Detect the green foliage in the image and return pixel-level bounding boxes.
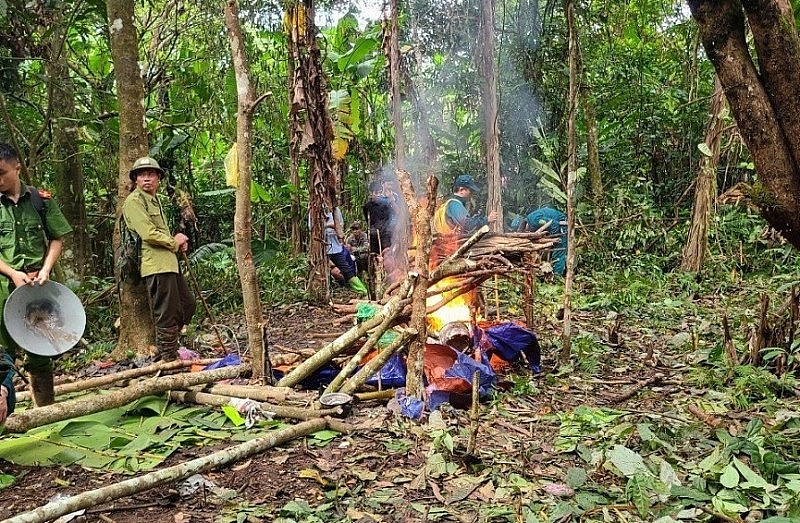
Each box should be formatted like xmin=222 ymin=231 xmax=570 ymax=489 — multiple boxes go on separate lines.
xmin=0 ymin=473 xmax=14 ymax=490
xmin=0 ymin=396 xmax=282 ymax=474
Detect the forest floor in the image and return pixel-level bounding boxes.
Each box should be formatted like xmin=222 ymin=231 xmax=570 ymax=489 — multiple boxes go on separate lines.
xmin=1 ymin=272 xmax=799 ymax=523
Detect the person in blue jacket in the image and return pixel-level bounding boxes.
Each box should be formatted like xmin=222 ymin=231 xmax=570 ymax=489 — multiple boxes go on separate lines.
xmin=512 ymin=207 xmax=567 ymax=276
xmin=433 ymin=174 xmax=498 ymax=236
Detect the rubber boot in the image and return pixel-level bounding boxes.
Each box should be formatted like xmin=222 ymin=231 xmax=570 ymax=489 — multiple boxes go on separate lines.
xmin=348 ymin=276 xmax=368 ymax=296
xmin=155 ymin=326 xmax=181 ymax=362
xmin=28 ymin=367 xmax=55 ymax=407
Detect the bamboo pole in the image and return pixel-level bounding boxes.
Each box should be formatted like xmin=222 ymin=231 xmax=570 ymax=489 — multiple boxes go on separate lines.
xmin=168 ymin=391 xmax=342 ymax=420
xmin=466 ymin=370 xmax=480 ymax=454
xmin=339 ymin=329 xmax=415 ymax=396
xmin=15 ymin=359 xmax=221 ymax=402
xmin=4 ymin=365 xmax=249 ymax=434
xmin=493 ymin=275 xmax=500 ymax=321
xmin=196 ymin=384 xmax=313 ymax=404
xmin=277 ymin=274 xmax=416 ymax=388
xmin=1 ymin=418 xmax=328 ymax=523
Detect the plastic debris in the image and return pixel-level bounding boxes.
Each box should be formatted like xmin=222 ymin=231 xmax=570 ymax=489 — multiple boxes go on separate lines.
xmin=178 ymin=347 xmax=199 ymax=360
xmin=228 ymin=397 xmax=270 ymax=428
xmin=396 ymin=388 xmax=424 ymax=420
xmin=355 ymin=303 xmax=378 ymax=321
xmin=203 ymin=353 xmax=241 ymax=370
xmin=178 ymin=474 xmax=216 ymax=498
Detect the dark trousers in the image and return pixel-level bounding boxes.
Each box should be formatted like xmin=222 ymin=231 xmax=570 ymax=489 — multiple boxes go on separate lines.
xmin=145 ymin=272 xmax=196 ymax=330
xmin=328 ymin=250 xmax=356 ymax=281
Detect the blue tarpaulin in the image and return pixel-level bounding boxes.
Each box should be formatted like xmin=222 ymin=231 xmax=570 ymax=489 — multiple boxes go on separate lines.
xmin=482 ymin=323 xmax=542 ymax=373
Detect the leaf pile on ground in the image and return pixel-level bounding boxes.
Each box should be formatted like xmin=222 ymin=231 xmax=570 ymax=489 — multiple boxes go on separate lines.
xmin=1 ymin=269 xmax=799 ymax=522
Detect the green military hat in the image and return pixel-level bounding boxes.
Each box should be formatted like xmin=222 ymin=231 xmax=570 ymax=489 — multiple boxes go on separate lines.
xmin=129 ymin=156 xmax=165 ymax=181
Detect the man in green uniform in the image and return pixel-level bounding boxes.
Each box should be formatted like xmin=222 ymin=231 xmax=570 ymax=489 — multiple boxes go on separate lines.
xmin=0 ymin=142 xmax=73 ymax=408
xmin=122 ymin=156 xmax=196 ymax=361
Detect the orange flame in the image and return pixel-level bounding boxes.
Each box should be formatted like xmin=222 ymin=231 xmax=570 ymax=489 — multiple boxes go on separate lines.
xmin=427 ymin=277 xmax=478 ymax=333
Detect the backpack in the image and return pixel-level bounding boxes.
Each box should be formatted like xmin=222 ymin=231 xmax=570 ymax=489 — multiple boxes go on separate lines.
xmin=115 ymin=215 xmax=141 ymax=284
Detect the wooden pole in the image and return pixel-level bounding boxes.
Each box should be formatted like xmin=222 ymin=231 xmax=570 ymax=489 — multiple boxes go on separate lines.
xmin=181 ymin=251 xmax=226 ymax=351
xmin=2 ymin=418 xmax=328 ymax=523
xmin=466 ymin=370 xmax=480 ymax=454
xmin=493 ymin=275 xmax=500 ymax=321
xmin=4 ymin=365 xmax=250 ymax=434
xmin=168 ymin=391 xmax=342 ymax=420
xmin=15 ymin=359 xmax=220 ymax=402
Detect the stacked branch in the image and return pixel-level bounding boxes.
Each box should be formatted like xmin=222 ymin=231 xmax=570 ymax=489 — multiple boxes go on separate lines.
xmin=275 ymin=227 xmax=556 ymax=397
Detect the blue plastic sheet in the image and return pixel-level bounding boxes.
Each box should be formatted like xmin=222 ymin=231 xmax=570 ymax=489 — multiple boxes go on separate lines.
xmin=424 ymin=344 xmax=495 ymax=411
xmin=364 ymin=353 xmax=407 ymax=388
xmin=204 ymin=353 xmax=241 ymax=370
xmin=272 ymin=362 xmax=341 ymax=390
xmin=396 ymin=389 xmax=425 ymax=419
xmin=483 ymin=323 xmax=542 ymax=373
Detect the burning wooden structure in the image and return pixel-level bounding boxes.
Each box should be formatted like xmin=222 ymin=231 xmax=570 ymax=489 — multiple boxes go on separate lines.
xmin=276 ymin=223 xmax=560 ymax=396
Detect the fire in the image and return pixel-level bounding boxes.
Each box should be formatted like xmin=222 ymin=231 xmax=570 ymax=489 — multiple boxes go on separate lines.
xmin=426 ymin=277 xmax=478 ymax=333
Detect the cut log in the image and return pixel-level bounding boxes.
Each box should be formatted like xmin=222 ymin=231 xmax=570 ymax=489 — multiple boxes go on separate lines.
xmin=4 ymin=365 xmax=250 ymax=434
xmin=2 ymin=418 xmax=328 ymax=523
xmin=15 ymin=359 xmax=221 ymax=402
xmin=276 ymin=275 xmax=415 ymax=388
xmin=323 ymin=280 xmax=413 ymax=395
xmin=196 ymin=383 xmax=314 ymax=404
xmin=168 ymin=391 xmax=342 ymax=420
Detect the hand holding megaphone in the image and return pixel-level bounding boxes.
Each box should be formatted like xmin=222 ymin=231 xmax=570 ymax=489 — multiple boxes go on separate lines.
xmin=3 ymin=281 xmax=85 ymax=357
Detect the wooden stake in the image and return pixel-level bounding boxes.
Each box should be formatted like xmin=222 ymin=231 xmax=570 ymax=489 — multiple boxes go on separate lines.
xmin=181 ymin=251 xmax=227 ymax=351
xmin=493 ymin=275 xmax=500 ymax=321
xmin=466 ymin=370 xmax=480 ymax=455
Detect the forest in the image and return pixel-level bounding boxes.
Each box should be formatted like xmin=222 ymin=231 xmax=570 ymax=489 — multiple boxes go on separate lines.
xmin=1 ymin=0 xmax=800 ymax=521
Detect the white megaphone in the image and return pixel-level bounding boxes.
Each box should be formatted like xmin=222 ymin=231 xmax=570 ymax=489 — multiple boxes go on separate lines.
xmin=3 ymin=281 xmax=86 ymax=357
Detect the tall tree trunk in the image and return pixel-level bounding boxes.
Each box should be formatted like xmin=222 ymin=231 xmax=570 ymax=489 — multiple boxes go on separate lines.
xmin=288 ymin=0 xmax=334 ymax=303
xmin=107 ymin=0 xmax=155 ymax=355
xmin=286 ymin=19 xmax=303 ymax=257
xmin=575 ymin=35 xmax=601 ymax=206
xmin=389 ymin=0 xmax=406 ymax=172
xmin=47 ymin=24 xmax=89 ymax=279
xmin=387 ymin=0 xmax=431 ymax=399
xmin=406 ymin=10 xmax=437 ymax=168
xmin=681 ymin=76 xmax=725 ymax=272
xmin=561 ymin=0 xmax=578 ymax=363
xmin=224 ymin=0 xmax=266 ymax=380
xmin=689 ymin=0 xmax=800 ymax=248
xmin=479 ymin=0 xmax=502 ymax=232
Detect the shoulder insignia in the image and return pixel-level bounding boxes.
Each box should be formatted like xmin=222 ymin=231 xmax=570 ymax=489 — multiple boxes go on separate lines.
xmin=37 ymin=189 xmax=52 ymax=199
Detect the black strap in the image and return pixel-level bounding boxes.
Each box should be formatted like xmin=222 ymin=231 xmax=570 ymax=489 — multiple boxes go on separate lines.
xmin=26 ymin=186 xmax=47 ymax=226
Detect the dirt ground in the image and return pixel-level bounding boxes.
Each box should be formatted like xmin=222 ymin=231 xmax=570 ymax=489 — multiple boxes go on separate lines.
xmin=0 ymin=298 xmax=679 ymax=523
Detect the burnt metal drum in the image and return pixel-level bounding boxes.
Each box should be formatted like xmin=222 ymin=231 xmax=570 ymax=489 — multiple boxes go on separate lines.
xmin=3 ymin=281 xmax=85 ymax=356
